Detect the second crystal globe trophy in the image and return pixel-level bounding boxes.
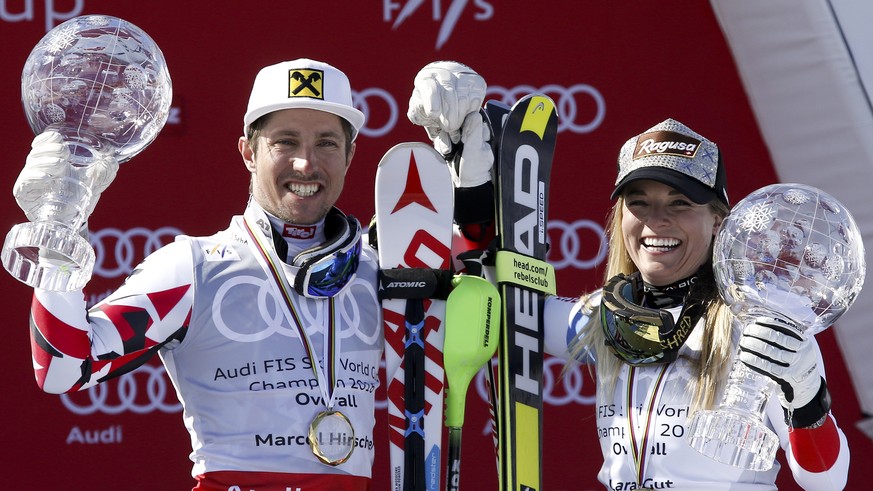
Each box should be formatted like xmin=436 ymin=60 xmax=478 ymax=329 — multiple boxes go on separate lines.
xmin=687 ymin=183 xmax=865 ymax=470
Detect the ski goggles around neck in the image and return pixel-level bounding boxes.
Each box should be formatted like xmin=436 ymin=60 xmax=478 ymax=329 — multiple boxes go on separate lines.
xmin=291 ymin=211 xmax=362 ymax=298
xmin=600 ymin=272 xmax=702 ymax=366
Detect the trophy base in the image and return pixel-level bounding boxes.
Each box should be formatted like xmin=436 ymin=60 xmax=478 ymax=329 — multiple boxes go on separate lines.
xmin=2 ymin=221 xmax=94 ymax=292
xmin=687 ymin=408 xmax=779 ymax=471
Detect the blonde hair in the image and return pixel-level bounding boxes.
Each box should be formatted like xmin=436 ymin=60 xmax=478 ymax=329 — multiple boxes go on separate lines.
xmin=569 ymin=196 xmax=735 ymax=413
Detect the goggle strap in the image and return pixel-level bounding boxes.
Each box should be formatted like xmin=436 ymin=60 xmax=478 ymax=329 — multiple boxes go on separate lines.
xmin=658 ymin=277 xmax=708 ymax=339
xmin=659 ymin=299 xmax=705 ymax=346
xmin=603 ymin=273 xmax=688 ymax=329
xmin=603 ymin=274 xmax=652 ymax=321
xmin=378 ymin=267 xmax=453 ymax=301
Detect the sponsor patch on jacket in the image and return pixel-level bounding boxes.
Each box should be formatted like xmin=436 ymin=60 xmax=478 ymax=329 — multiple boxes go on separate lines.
xmin=283 ymin=224 xmax=316 ymax=239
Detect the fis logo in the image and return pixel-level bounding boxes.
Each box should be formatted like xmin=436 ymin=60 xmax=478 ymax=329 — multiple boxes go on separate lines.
xmin=288 ymin=69 xmax=324 ymax=99
xmin=204 ymin=243 xmax=240 ymax=262
xmin=383 ymin=0 xmax=495 ymax=49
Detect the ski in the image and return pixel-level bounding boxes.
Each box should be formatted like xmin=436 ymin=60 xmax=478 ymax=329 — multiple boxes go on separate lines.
xmin=480 ymin=100 xmax=511 ymax=479
xmin=491 ymin=94 xmax=558 ymax=491
xmin=376 ymin=142 xmax=455 ymax=491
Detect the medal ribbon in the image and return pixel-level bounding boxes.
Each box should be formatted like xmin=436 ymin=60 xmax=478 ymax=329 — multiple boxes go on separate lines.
xmin=242 ymin=211 xmax=340 ymax=409
xmin=626 ymin=364 xmax=668 ymax=487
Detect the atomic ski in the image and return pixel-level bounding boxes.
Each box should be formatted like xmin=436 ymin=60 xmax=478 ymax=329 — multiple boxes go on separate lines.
xmin=491 ymin=94 xmax=558 ymax=491
xmin=376 ymin=142 xmax=455 ymax=491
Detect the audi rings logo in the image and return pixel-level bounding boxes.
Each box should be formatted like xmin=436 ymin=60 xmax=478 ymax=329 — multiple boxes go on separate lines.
xmin=472 ymin=356 xmax=595 ymax=409
xmin=60 ymin=364 xmax=181 ymax=415
xmin=349 ymin=84 xmax=602 ymax=138
xmin=547 ymin=219 xmax=607 ymax=270
xmin=90 ymin=226 xmax=183 ymax=278
xmin=212 ymin=275 xmax=381 ymax=345
xmin=487 ymin=84 xmax=606 ymax=134
xmin=353 ymin=88 xmax=399 ymax=138
xmin=472 ymin=356 xmax=595 ymax=434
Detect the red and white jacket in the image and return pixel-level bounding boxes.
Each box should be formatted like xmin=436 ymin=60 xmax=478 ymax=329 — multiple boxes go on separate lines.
xmin=29 ymin=202 xmax=383 ymax=490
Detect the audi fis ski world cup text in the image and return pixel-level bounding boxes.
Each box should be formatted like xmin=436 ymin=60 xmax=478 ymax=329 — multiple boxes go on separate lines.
xmin=213 ymin=355 xmax=379 ymax=396
xmin=60 ymin=351 xmax=595 ymax=426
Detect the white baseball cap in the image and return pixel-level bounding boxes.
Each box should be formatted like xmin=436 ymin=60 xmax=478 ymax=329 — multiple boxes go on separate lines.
xmin=243 ymin=58 xmax=365 ymax=141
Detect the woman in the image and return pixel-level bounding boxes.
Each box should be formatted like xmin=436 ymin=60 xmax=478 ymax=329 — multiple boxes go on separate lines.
xmin=404 ymin=63 xmax=850 ymax=488
xmin=543 ymin=118 xmax=849 ymax=489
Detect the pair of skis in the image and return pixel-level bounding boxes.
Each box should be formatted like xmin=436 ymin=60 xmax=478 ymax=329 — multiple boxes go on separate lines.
xmin=376 ymin=94 xmax=557 ymax=491
xmin=377 ymin=142 xmax=453 ymax=491
xmin=487 ymin=96 xmax=557 ymax=491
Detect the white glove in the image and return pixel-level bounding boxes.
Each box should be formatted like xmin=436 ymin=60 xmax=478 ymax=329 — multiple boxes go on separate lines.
xmin=738 ymin=315 xmax=822 ymax=409
xmin=408 ymin=61 xmax=493 ymax=188
xmin=448 ymin=110 xmax=493 ymax=188
xmin=13 ymin=131 xmax=118 ymax=226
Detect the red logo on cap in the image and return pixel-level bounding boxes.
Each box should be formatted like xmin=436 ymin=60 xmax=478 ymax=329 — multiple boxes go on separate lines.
xmin=283 ymin=224 xmax=316 ymax=239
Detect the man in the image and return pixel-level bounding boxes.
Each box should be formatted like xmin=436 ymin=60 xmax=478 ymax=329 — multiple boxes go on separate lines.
xmin=15 ymin=58 xmax=492 ymax=490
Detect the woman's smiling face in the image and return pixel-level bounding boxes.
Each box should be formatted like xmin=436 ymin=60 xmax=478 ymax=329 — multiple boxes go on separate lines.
xmin=621 ymin=179 xmax=723 ymax=286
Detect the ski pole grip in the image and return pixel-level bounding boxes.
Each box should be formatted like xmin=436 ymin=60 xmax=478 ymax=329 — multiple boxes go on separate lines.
xmin=444 ymin=274 xmax=501 ymax=428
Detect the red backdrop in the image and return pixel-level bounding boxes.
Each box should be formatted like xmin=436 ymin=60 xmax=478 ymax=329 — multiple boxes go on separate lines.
xmin=0 ymin=1 xmax=868 ymax=489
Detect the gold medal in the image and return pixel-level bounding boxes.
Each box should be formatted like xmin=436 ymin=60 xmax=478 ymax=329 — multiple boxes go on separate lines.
xmin=308 ymin=410 xmax=355 ymax=466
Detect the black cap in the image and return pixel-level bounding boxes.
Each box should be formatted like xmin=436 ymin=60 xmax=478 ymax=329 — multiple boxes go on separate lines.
xmin=611 ymin=118 xmax=729 ymax=205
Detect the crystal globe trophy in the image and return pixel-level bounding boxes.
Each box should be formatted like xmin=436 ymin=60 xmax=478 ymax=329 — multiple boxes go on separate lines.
xmin=687 ymin=183 xmax=865 ymax=470
xmin=2 ymin=15 xmax=172 ymax=291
